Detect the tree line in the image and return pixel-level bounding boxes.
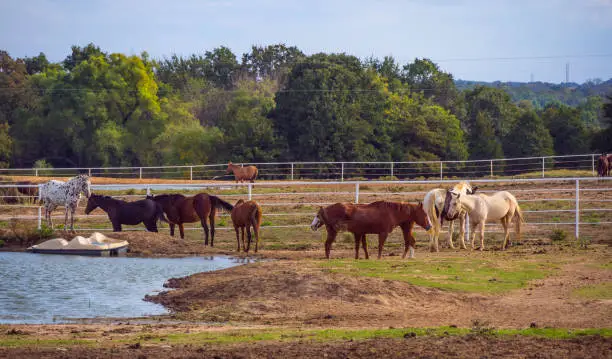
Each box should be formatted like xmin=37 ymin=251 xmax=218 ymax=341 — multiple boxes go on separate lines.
xmin=0 ymin=43 xmax=611 ymax=169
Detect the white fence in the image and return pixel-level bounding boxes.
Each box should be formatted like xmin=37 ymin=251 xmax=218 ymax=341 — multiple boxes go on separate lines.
xmin=0 ymin=177 xmax=611 ymax=241
xmin=0 ymin=153 xmax=605 ymax=181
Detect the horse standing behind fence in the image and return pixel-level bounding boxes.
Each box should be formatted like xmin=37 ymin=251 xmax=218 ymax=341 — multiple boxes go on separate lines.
xmin=446 ymin=190 xmax=524 ymax=251
xmin=597 ymin=154 xmax=609 ymax=177
xmin=39 ymin=174 xmax=91 ymax=231
xmin=147 ymin=193 xmax=234 ymax=245
xmin=231 ymin=199 xmax=262 ymax=253
xmin=226 ymin=162 xmax=258 ymax=183
xmin=423 ymin=181 xmax=477 ymax=252
xmin=85 ymin=194 xmax=168 ymax=232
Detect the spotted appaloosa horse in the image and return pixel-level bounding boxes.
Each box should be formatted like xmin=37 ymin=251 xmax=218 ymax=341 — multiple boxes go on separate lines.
xmin=39 ymin=174 xmax=91 ymax=231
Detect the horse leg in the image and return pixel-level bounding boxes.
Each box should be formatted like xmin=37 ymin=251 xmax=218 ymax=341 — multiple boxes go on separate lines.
xmin=361 ymin=234 xmax=369 ymax=259
xmin=353 ymin=232 xmax=361 ymax=259
xmin=501 ymin=216 xmax=510 ymax=250
xmin=64 ymin=206 xmax=69 ymax=231
xmin=377 ymin=232 xmax=389 ymax=259
xmin=202 ymin=219 xmax=210 ymax=245
xmin=448 ymin=220 xmax=455 ymax=249
xmin=324 ymin=229 xmax=336 ymax=259
xmin=70 ymin=205 xmax=77 ymax=233
xmin=241 ymin=227 xmax=246 ymax=251
xmin=246 ymin=227 xmax=252 ymax=253
xmin=112 ymin=220 xmax=122 ymax=232
xmin=479 ymin=222 xmax=485 ymax=251
xmin=179 ymin=223 xmax=185 ymax=239
xmin=169 ymin=223 xmax=175 ymax=237
xmin=209 ymin=210 xmax=216 ymax=247
xmin=402 ymin=222 xmax=416 ymax=259
xmin=458 ymin=214 xmax=467 ymax=250
xmin=234 ymin=226 xmax=241 ymax=251
xmin=253 ymin=220 xmax=260 ymax=253
xmin=470 ymin=222 xmax=478 ymax=250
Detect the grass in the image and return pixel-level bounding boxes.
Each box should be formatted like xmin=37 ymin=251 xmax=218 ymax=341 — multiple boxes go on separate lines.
xmin=2 ymin=327 xmax=610 ymax=348
xmin=572 ymin=283 xmax=612 ymax=300
xmin=319 ymin=257 xmax=557 ymax=294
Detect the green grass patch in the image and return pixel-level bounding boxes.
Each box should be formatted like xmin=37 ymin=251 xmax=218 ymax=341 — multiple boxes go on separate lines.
xmin=319 ymin=257 xmax=555 ymax=294
xmin=572 ymin=283 xmax=612 ymax=300
xmin=0 ymin=337 xmax=95 ymax=348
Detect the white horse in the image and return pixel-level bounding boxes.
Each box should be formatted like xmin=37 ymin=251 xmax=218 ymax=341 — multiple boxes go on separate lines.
xmin=446 ymin=190 xmax=524 ymax=251
xmin=39 ymin=174 xmax=91 ymax=232
xmin=423 ymin=181 xmax=476 ymax=252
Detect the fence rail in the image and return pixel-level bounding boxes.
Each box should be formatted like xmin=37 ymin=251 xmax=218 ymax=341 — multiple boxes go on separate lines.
xmin=0 ymin=153 xmax=606 ymax=181
xmin=0 ymin=177 xmax=611 ymax=242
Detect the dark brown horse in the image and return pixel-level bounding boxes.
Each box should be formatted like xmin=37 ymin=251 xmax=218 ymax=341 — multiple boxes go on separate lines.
xmin=85 ymin=194 xmax=168 ymax=232
xmin=311 ymin=201 xmax=432 ymax=260
xmin=16 ymin=181 xmax=39 ymax=203
xmin=231 ymin=199 xmax=262 ymax=253
xmin=597 ymin=154 xmax=609 ymax=177
xmin=147 ymin=193 xmax=233 ymax=245
xmin=226 ymin=162 xmax=258 ymax=183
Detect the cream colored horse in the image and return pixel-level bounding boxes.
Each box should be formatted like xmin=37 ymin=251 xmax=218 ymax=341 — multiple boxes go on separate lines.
xmin=446 ymin=191 xmax=524 ymax=251
xmin=423 ymin=181 xmax=476 ymax=252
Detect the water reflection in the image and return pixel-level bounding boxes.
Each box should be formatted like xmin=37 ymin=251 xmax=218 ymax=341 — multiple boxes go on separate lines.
xmin=0 ymin=253 xmax=249 ymax=324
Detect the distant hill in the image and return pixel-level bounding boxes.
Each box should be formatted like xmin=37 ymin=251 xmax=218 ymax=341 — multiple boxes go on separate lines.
xmin=455 ymin=79 xmax=612 ymax=108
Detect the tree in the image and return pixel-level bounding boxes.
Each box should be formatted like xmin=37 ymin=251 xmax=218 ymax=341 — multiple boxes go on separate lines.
xmin=23 ymin=52 xmax=50 ymax=75
xmin=241 ymin=44 xmax=304 ymax=84
xmin=402 ymin=58 xmax=459 ymax=111
xmin=593 ymin=95 xmax=612 ymax=152
xmin=504 ymin=109 xmax=554 ymax=158
xmin=0 ymin=51 xmax=28 ymax=125
xmin=63 ymin=43 xmax=106 ymax=71
xmin=0 ymin=123 xmax=12 ymax=167
xmin=541 ymin=103 xmax=590 ymax=155
xmin=469 ymin=111 xmax=504 ymax=160
xmin=203 ymin=46 xmax=238 ymax=89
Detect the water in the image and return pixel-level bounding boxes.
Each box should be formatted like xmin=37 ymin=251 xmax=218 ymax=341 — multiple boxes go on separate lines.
xmin=0 ymin=252 xmax=250 ymax=324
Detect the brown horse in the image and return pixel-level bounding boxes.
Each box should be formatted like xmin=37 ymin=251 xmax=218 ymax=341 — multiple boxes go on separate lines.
xmin=147 ymin=193 xmax=233 ymax=245
xmin=311 ymin=201 xmax=432 ymax=260
xmin=226 ymin=162 xmax=258 ymax=183
xmin=231 ymin=199 xmax=262 ymax=253
xmin=597 ymin=154 xmax=609 ymax=177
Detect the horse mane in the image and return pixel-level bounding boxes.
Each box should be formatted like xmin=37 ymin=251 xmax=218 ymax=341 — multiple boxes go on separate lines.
xmin=368 ymin=200 xmax=412 ymax=212
xmin=151 ymin=193 xmax=185 ymax=201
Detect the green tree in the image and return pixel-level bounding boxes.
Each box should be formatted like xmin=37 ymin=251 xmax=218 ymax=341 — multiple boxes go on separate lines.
xmin=241 ymin=44 xmax=304 ymax=84
xmin=0 ymin=123 xmax=12 ymax=167
xmin=24 ymin=52 xmax=50 ymax=75
xmin=504 ymin=109 xmax=554 ymax=158
xmin=541 ymin=103 xmax=590 ymax=155
xmin=593 ymin=95 xmax=612 ymax=152
xmin=63 ymin=43 xmax=106 ymax=71
xmin=469 ymin=111 xmax=504 ymax=160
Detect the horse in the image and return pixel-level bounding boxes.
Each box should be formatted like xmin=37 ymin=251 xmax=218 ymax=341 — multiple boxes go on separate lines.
xmin=608 ymin=154 xmax=612 ymax=176
xmin=445 ymin=191 xmax=524 ymax=251
xmin=423 ymin=181 xmax=477 ymax=252
xmin=85 ymin=194 xmax=168 ymax=232
xmin=147 ymin=193 xmax=233 ymax=245
xmin=596 ymin=154 xmax=609 ymax=177
xmin=311 ymin=201 xmax=432 ymax=260
xmin=39 ymin=174 xmax=91 ymax=232
xmin=231 ymin=199 xmax=262 ymax=253
xmin=15 ymin=181 xmax=39 ymax=203
xmin=226 ymin=162 xmax=258 ymax=183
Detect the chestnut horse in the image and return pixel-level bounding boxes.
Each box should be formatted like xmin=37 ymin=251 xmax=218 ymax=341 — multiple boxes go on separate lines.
xmin=231 ymin=199 xmax=262 ymax=253
xmin=597 ymin=154 xmax=609 ymax=177
xmin=147 ymin=193 xmax=233 ymax=245
xmin=311 ymin=201 xmax=432 ymax=259
xmin=226 ymin=162 xmax=258 ymax=183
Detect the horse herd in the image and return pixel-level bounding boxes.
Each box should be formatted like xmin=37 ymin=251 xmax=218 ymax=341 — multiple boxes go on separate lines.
xmin=32 ymin=173 xmax=525 ymax=259
xmin=597 ymin=154 xmax=612 ymax=177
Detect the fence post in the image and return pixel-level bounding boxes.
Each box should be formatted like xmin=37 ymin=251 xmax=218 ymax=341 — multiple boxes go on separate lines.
xmin=88 ymin=168 xmax=92 ymax=177
xmin=139 ymin=167 xmax=142 ymax=180
xmin=248 ymin=183 xmax=252 ymax=200
xmin=541 ymin=157 xmax=545 ymax=178
xmin=390 ymin=162 xmax=394 ymax=178
xmin=37 ymin=206 xmax=42 ymax=230
xmin=35 ymin=168 xmax=38 ymax=177
xmin=575 ymin=179 xmax=579 ymax=240
xmin=355 ymin=183 xmax=360 ymax=204
xmin=189 ymin=166 xmax=193 ymax=181
xmin=290 ymin=163 xmax=294 ymax=181
xmin=439 ymin=162 xmax=443 ymax=180
xmin=490 ymin=160 xmax=493 ymax=177
xmin=592 ymin=154 xmax=595 ymax=176
xmin=341 ymin=162 xmax=345 ymax=182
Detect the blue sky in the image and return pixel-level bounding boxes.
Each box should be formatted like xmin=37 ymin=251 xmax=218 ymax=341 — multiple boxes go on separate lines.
xmin=1 ymin=0 xmax=611 ymax=83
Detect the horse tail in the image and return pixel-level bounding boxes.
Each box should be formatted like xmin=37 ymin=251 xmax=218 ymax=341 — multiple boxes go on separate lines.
xmin=156 ymin=203 xmax=169 ymax=223
xmin=251 ymin=203 xmax=262 ymax=229
xmin=424 ymin=192 xmax=440 ymax=229
xmin=514 ymin=203 xmax=525 ymax=241
xmin=210 ymin=195 xmax=234 ymax=213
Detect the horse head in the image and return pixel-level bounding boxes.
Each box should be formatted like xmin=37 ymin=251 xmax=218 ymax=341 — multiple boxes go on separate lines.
xmin=235 ymin=199 xmax=245 ymax=207
xmin=310 ymin=207 xmax=326 ymax=231
xmin=84 ymin=194 xmax=100 ymax=214
xmin=226 ymin=161 xmax=234 ymax=174
xmin=414 ymin=201 xmax=432 ymax=231
xmin=75 ymin=174 xmax=91 ymax=198
xmin=445 ymin=190 xmax=464 ymax=219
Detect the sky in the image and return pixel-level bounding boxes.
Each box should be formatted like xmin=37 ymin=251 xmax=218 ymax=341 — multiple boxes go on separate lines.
xmin=1 ymin=0 xmax=611 ymax=83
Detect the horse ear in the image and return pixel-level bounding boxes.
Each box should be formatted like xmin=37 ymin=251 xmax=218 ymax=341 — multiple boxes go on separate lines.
xmin=418 ymin=201 xmax=423 ymax=208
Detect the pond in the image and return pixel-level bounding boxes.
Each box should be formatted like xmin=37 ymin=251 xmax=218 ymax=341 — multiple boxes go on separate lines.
xmin=0 ymin=252 xmax=250 ymax=324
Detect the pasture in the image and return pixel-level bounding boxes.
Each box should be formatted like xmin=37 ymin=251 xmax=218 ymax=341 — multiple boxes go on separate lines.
xmin=0 ymin=175 xmax=611 ymax=358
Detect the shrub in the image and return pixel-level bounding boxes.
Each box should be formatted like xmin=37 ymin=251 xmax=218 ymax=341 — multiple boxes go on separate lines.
xmin=549 ymin=229 xmax=567 ymax=242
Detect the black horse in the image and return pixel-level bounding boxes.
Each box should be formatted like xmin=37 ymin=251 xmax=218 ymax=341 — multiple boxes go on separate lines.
xmin=85 ymin=194 xmax=169 ymax=232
